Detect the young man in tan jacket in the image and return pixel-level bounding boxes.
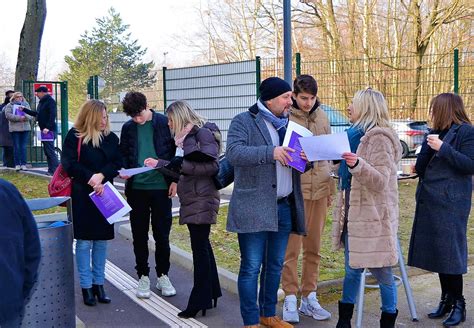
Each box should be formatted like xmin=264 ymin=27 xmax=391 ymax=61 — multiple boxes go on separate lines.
xmin=282 ymin=75 xmax=335 ymax=323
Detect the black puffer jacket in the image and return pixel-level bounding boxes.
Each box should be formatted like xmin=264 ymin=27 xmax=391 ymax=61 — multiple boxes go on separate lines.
xmin=119 ymin=110 xmax=176 ymax=191
xmin=178 ymin=122 xmax=221 ymax=225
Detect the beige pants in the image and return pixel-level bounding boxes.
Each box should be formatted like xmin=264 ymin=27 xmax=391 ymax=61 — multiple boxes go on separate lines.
xmin=282 ymin=197 xmax=328 ymax=297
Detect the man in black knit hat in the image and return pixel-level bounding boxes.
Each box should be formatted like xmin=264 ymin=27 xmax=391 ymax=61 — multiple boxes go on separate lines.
xmin=226 ymin=77 xmax=306 ymax=328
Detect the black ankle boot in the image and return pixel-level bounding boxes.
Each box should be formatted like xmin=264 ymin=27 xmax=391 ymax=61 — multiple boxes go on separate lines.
xmin=177 ymin=308 xmax=207 ymax=318
xmin=429 ymin=294 xmax=454 ymax=318
xmin=82 ymin=288 xmax=97 ymax=306
xmin=336 ymin=301 xmax=354 ymax=328
xmin=380 ymin=310 xmax=398 ymax=328
xmin=92 ymin=284 xmax=111 ymax=303
xmin=443 ymin=297 xmax=466 ymax=327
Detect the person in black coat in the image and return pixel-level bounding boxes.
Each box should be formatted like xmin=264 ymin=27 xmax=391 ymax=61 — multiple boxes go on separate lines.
xmin=119 ymin=91 xmax=177 ymax=299
xmin=0 ymin=90 xmax=15 ymax=167
xmin=145 ymin=101 xmax=222 ymax=319
xmin=408 ymin=93 xmax=474 ymax=327
xmin=21 ymin=86 xmax=59 ymax=175
xmin=0 ymin=178 xmax=41 ymax=327
xmin=62 ymin=100 xmax=122 ymax=307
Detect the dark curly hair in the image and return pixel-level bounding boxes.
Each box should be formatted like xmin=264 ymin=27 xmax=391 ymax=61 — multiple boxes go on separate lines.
xmin=122 ymin=91 xmax=147 ymax=117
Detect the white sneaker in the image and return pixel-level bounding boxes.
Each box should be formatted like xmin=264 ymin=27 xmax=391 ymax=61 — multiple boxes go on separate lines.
xmin=156 ymin=274 xmax=176 ymax=297
xmin=299 ymin=291 xmax=331 ymax=320
xmin=15 ymin=165 xmax=20 ymax=171
xmin=282 ymin=295 xmax=299 ymax=323
xmin=136 ymin=275 xmax=151 ymax=299
xmin=20 ymin=165 xmax=27 ymax=170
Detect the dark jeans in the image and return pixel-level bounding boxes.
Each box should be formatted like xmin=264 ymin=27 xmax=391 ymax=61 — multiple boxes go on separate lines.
xmin=11 ymin=131 xmax=29 ymax=166
xmin=1 ymin=146 xmax=14 ymax=167
xmin=42 ymin=140 xmax=59 ymax=174
xmin=237 ymin=200 xmax=292 ymax=326
xmin=127 ymin=188 xmax=172 ymax=278
xmin=185 ymin=224 xmax=222 ymax=310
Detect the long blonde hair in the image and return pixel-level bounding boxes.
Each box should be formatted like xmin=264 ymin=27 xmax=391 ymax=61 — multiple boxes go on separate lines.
xmin=165 ymin=100 xmax=206 ymax=135
xmin=74 ymin=100 xmax=110 ymax=147
xmin=352 ymin=88 xmax=391 ymax=132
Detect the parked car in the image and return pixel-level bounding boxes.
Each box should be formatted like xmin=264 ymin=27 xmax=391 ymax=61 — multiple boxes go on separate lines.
xmin=391 ymin=120 xmax=428 ymax=158
xmin=320 ymin=104 xmax=351 ymax=134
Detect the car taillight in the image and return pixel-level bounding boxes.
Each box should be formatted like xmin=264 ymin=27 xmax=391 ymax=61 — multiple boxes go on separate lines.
xmin=405 ymin=130 xmax=425 ymax=136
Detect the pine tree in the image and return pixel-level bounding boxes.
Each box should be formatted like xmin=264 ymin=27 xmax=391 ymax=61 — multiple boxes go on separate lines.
xmin=59 ymin=7 xmax=156 ymax=116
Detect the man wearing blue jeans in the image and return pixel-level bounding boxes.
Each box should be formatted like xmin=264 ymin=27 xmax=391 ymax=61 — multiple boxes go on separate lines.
xmin=226 ymin=77 xmax=306 ymax=328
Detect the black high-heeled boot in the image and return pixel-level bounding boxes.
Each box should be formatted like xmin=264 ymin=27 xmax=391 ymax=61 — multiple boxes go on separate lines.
xmin=213 ymin=298 xmax=218 ymax=308
xmin=443 ymin=297 xmax=466 ymax=327
xmin=428 ymin=293 xmax=454 ymax=318
xmin=177 ymin=308 xmax=207 ymax=319
xmin=82 ymin=288 xmax=97 ymax=306
xmin=92 ymin=284 xmax=111 ymax=303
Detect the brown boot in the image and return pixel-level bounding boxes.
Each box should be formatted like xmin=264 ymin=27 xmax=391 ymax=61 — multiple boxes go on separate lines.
xmin=260 ymin=316 xmax=294 ymax=328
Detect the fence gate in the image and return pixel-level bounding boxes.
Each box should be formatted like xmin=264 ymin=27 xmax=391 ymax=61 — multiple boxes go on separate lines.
xmin=22 ymin=80 xmax=69 ymax=167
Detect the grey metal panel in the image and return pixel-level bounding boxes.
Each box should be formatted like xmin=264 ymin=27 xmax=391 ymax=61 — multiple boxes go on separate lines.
xmin=167 ymin=84 xmax=255 ymax=100
xmin=166 ymin=60 xmax=256 ymax=79
xmin=166 ymin=74 xmax=256 ymax=90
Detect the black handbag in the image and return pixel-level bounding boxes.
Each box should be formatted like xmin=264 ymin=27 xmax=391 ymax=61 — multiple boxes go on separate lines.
xmin=213 ymin=155 xmax=234 ymax=190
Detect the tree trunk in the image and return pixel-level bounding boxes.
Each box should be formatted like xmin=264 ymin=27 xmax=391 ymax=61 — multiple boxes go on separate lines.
xmin=14 ymin=0 xmax=47 ymax=91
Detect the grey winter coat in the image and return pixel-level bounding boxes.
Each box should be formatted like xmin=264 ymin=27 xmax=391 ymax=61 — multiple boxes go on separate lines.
xmin=177 ymin=122 xmax=221 ymax=225
xmin=4 ymin=102 xmax=34 ymax=132
xmin=408 ymin=123 xmax=474 ymax=274
xmin=225 ymin=103 xmax=306 ymax=234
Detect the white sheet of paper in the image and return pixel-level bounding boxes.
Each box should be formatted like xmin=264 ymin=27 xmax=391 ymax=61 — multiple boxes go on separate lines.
xmin=118 ymin=166 xmax=154 ymax=177
xmin=299 ymin=132 xmax=351 ymax=161
xmin=282 ymin=121 xmax=313 ymax=147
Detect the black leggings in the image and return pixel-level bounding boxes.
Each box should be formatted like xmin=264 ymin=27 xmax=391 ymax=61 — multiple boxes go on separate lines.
xmin=439 ymin=273 xmax=463 ymax=299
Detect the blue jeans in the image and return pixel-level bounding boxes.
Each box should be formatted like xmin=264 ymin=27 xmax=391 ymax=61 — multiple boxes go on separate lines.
xmin=341 ymin=232 xmax=398 ymax=313
xmin=42 ymin=140 xmax=59 ymax=174
xmin=11 ymin=131 xmax=29 ymax=166
xmin=237 ymin=200 xmax=292 ymax=326
xmin=75 ymin=239 xmax=108 ymax=288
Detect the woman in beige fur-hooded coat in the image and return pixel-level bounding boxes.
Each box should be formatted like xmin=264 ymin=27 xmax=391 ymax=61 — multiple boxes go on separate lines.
xmin=334 ymin=88 xmax=402 ymax=328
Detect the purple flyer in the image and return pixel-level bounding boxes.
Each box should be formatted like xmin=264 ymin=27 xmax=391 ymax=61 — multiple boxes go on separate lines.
xmin=89 ymin=182 xmax=131 ymax=224
xmin=38 ymin=131 xmax=54 ymax=141
xmin=287 ymin=131 xmax=307 ymax=172
xmin=13 ymin=104 xmax=25 ymax=117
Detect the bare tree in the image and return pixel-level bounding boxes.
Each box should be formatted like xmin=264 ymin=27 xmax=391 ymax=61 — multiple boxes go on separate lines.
xmin=14 ymin=0 xmax=47 ymax=91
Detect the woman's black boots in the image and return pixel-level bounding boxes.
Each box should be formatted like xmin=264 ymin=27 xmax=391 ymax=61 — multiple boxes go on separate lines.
xmin=443 ymin=297 xmax=466 ymax=327
xmin=380 ymin=310 xmax=398 ymax=328
xmin=429 ymin=293 xmax=454 ymax=318
xmin=82 ymin=288 xmax=97 ymax=306
xmin=336 ymin=301 xmax=354 ymax=328
xmin=92 ymin=284 xmax=111 ymax=303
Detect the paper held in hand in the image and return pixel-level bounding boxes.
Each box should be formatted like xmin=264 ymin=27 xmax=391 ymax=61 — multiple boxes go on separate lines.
xmin=299 ymin=132 xmax=351 ymax=161
xmin=89 ymin=181 xmax=131 ymax=224
xmin=282 ymin=121 xmax=313 ymax=172
xmin=36 ymin=130 xmax=54 ymax=141
xmin=118 ymin=166 xmax=154 ymax=177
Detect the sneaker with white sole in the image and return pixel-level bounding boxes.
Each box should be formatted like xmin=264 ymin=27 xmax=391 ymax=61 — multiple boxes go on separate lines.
xmin=283 ymin=295 xmax=300 ymax=323
xmin=136 ymin=275 xmax=151 ymax=298
xmin=299 ymin=291 xmax=331 ymax=320
xmin=20 ymin=165 xmax=27 ymax=170
xmin=156 ymin=274 xmax=176 ymax=297
xmin=15 ymin=165 xmax=20 ymax=171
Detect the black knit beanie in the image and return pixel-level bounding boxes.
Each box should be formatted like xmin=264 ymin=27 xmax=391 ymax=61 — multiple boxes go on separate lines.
xmin=259 ymin=77 xmax=292 ymax=101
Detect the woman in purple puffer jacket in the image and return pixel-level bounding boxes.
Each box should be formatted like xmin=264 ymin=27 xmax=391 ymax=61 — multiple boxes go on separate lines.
xmin=145 ymin=100 xmax=222 ymax=319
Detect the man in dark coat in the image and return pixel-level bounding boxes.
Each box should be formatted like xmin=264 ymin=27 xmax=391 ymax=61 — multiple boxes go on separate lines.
xmin=22 ymin=86 xmax=59 ymax=175
xmin=0 ymin=90 xmax=15 ymax=167
xmin=0 ymin=178 xmax=41 ymax=326
xmin=119 ymin=91 xmax=177 ymax=299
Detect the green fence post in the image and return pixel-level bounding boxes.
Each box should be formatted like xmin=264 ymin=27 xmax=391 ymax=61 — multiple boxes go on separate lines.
xmin=162 ymin=67 xmax=167 ymax=112
xmin=256 ymin=56 xmax=261 ymax=99
xmin=87 ymin=76 xmax=93 ymax=99
xmin=94 ymin=75 xmax=99 ymax=99
xmin=60 ymin=81 xmax=69 ymax=144
xmin=453 ymin=49 xmax=459 ymax=94
xmin=296 ymin=53 xmax=301 ymax=77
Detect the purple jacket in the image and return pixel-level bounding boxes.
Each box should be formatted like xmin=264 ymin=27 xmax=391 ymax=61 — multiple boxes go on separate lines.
xmin=177 ymin=122 xmax=221 ymax=225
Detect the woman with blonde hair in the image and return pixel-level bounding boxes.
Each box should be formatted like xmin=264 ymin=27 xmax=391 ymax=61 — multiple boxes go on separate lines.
xmin=145 ymin=100 xmax=222 ymax=318
xmin=4 ymin=92 xmax=34 ymax=170
xmin=333 ymin=88 xmax=402 ymax=328
xmin=62 ymin=100 xmax=122 ymax=306
xmin=408 ymin=93 xmax=473 ymax=327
